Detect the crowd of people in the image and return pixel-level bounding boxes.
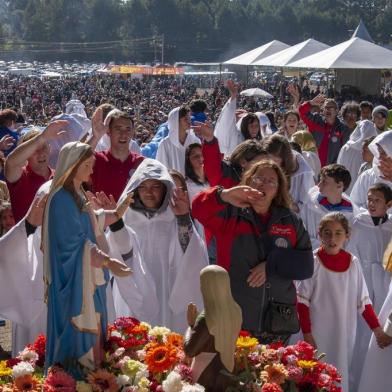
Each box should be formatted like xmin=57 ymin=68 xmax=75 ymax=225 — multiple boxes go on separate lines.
xmin=1 ymin=74 xmax=392 ymax=391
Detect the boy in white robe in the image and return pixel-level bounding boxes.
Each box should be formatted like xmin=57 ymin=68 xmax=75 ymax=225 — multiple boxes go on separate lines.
xmin=107 ymin=158 xmax=208 ymax=333
xmin=156 ymin=106 xmax=200 ymax=175
xmin=351 ymin=130 xmax=392 ymax=210
xmin=300 ymin=164 xmax=357 ymax=249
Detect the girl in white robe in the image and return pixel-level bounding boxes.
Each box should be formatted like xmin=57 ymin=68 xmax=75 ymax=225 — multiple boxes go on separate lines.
xmin=108 ymin=158 xmax=208 ymax=333
xmin=297 ymin=212 xmax=384 ymax=392
xmin=351 ymin=130 xmax=392 ymax=210
xmin=156 ymin=106 xmax=200 ymax=175
xmin=337 ymin=120 xmax=377 ymax=194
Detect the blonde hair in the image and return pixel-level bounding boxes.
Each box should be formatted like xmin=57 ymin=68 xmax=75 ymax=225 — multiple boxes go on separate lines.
xmin=18 ymin=129 xmax=41 ymax=145
xmin=241 ymin=159 xmax=291 ymax=209
xmin=291 ymin=131 xmax=317 ymax=153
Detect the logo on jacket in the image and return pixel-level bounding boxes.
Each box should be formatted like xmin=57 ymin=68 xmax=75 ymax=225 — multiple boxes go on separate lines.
xmin=275 ymin=237 xmax=288 ymax=248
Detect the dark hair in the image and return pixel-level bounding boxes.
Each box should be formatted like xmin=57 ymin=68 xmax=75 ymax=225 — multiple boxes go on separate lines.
xmin=0 ymin=109 xmax=17 ymax=127
xmin=229 ymin=140 xmax=267 ymax=174
xmin=63 ymin=147 xmax=94 ymax=210
xmin=261 ymin=134 xmax=297 ymax=176
xmin=240 ymin=113 xmax=261 ymax=140
xmin=169 ymin=169 xmax=188 ymax=192
xmin=363 ymin=136 xmax=376 ymax=147
xmin=185 ymin=143 xmax=207 ymax=186
xmin=341 ymin=101 xmax=360 ymax=119
xmin=360 ymin=101 xmax=374 ymax=111
xmin=319 ymin=212 xmax=350 ymax=235
xmin=283 ymin=110 xmax=300 ymax=122
xmin=189 ymin=99 xmax=207 ymax=113
xmin=368 ymin=182 xmax=392 ymax=203
xmin=320 ymin=164 xmax=351 ymax=191
xmin=179 ymin=105 xmax=191 ymax=119
xmin=290 ymin=141 xmax=302 ymax=154
xmin=241 ymin=160 xmax=291 ymax=209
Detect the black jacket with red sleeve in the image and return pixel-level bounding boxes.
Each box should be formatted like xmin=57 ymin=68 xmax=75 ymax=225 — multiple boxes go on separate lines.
xmin=192 ymin=186 xmax=314 ymax=333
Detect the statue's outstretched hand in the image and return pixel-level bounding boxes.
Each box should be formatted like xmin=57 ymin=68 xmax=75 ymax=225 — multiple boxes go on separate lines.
xmin=187 ymin=303 xmax=198 ymax=327
xmin=108 ymin=258 xmax=132 ymax=277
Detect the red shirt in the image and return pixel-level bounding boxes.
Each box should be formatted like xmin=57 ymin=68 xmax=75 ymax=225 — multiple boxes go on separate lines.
xmin=91 ymin=150 xmax=144 ymax=201
xmin=7 ymin=164 xmax=54 ymax=223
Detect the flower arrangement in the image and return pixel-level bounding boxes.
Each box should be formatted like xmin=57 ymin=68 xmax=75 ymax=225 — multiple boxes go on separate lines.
xmin=0 ymin=319 xmax=341 ymax=392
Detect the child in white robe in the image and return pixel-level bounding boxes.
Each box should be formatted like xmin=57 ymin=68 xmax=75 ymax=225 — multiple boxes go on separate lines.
xmin=346 ymin=183 xmax=392 ymax=390
xmin=351 ymin=130 xmax=392 ymax=210
xmin=297 ymin=212 xmax=386 ymax=392
xmin=358 ymin=277 xmax=392 ymax=392
xmin=300 ymin=164 xmax=357 ymax=249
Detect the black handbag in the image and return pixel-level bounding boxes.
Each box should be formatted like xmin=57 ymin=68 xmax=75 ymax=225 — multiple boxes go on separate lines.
xmin=263 ymin=284 xmax=300 ymax=335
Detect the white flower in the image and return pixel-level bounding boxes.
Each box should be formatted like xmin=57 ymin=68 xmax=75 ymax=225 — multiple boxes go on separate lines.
xmin=181 ymin=383 xmax=205 ymax=392
xmin=111 ymin=331 xmax=122 ymax=338
xmin=134 ymin=367 xmax=149 ymax=384
xmin=114 ymin=347 xmax=125 ymax=357
xmin=17 ymin=348 xmax=39 ymax=364
xmin=116 ymin=374 xmax=130 ymax=387
xmin=148 ymin=326 xmax=171 ymax=338
xmin=140 ymin=321 xmax=151 ymax=330
xmin=162 ymin=371 xmax=183 ymax=392
xmin=136 ymin=349 xmax=146 ymax=361
xmin=12 ymin=361 xmax=34 ymax=378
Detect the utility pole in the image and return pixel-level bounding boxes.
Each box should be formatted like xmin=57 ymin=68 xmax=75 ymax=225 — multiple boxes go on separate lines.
xmin=161 ymin=34 xmax=164 ymax=65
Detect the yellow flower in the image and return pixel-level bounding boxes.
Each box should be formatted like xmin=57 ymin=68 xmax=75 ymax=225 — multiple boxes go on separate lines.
xmin=140 ymin=321 xmax=151 ymax=331
xmin=148 ymin=326 xmax=171 ymax=338
xmin=138 ymin=376 xmax=151 ymax=389
xmin=0 ymin=360 xmax=12 ymax=377
xmin=298 ymin=360 xmax=318 ymax=369
xmin=236 ymin=336 xmax=259 ymax=349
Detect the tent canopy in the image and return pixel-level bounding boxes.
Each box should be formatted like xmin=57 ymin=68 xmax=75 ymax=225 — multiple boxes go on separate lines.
xmin=224 ymin=40 xmax=289 ymax=65
xmin=252 ymin=38 xmax=330 ymax=66
xmin=287 ymin=37 xmax=392 ymax=69
xmin=352 ymin=19 xmax=374 ymax=43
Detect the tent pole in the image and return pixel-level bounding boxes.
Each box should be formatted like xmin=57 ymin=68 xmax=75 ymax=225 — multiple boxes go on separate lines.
xmin=246 ymin=65 xmax=249 ymax=87
xmin=219 ymin=63 xmax=222 ymax=82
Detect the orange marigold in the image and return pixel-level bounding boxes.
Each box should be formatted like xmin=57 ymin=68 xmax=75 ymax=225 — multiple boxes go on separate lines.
xmin=260 ymin=363 xmax=288 ymax=385
xmin=14 ymin=374 xmax=40 ymax=391
xmin=166 ymin=333 xmax=184 ymax=348
xmin=144 ymin=343 xmax=179 ymax=373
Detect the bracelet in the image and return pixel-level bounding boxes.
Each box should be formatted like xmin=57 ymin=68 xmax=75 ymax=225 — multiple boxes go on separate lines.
xmin=102 ymin=257 xmax=111 ymax=268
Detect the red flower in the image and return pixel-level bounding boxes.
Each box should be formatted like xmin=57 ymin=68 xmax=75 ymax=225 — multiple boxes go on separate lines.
xmin=268 ymin=341 xmax=284 ymax=350
xmin=261 ymin=382 xmax=283 ymax=392
xmin=239 ymin=330 xmax=251 ymax=337
xmin=294 ymin=341 xmax=315 ymax=360
xmin=6 ymin=358 xmax=21 ymax=367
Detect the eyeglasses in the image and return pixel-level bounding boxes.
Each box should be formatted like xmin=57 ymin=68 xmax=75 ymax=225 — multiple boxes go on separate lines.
xmin=251 ymin=176 xmax=278 ymax=187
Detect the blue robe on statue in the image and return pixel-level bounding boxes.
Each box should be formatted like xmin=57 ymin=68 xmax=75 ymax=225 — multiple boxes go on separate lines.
xmin=45 ymin=188 xmax=109 ymax=378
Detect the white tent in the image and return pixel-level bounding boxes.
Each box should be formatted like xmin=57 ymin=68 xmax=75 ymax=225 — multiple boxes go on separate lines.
xmin=252 ymin=38 xmax=330 ymax=67
xmin=224 ymin=40 xmax=289 ymax=65
xmin=287 ymin=37 xmax=392 ymax=69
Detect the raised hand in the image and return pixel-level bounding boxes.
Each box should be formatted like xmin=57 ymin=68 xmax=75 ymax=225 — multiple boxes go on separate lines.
xmin=187 ymin=303 xmax=199 ymax=327
xmin=92 ymin=107 xmax=108 ymax=141
xmin=220 ymin=186 xmax=263 ymax=208
xmin=192 ymin=121 xmax=214 ymax=142
xmin=108 ymin=258 xmax=133 ymax=277
xmin=309 ymin=94 xmax=326 ymax=108
xmin=41 ymin=120 xmax=69 ymax=141
xmin=226 ymin=79 xmax=239 ymax=99
xmin=170 ymin=188 xmax=190 ymax=216
xmin=0 ymin=135 xmax=15 ymax=151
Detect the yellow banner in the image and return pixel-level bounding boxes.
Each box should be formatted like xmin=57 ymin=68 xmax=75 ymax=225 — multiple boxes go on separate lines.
xmin=109 ymin=66 xmax=184 ymax=75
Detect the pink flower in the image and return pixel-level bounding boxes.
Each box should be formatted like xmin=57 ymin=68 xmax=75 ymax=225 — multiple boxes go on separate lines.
xmin=261 ymin=382 xmax=283 ymax=392
xmin=175 ymin=364 xmax=193 ymax=383
xmin=286 ymin=365 xmax=303 ymax=382
xmin=43 ymin=368 xmax=76 ymax=392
